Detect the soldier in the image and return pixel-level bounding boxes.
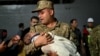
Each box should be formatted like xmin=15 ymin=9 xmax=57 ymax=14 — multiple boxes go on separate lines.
xmin=21 ymin=0 xmax=73 ymax=56
xmin=89 ymin=25 xmax=100 ymax=56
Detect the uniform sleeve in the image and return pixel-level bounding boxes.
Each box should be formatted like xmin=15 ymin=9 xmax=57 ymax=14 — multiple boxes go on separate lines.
xmin=26 ymin=25 xmax=37 ymax=54
xmin=24 ymin=25 xmax=42 ymax=55
xmin=61 ymin=23 xmax=70 ymax=38
xmin=24 ymin=41 xmax=37 ymax=55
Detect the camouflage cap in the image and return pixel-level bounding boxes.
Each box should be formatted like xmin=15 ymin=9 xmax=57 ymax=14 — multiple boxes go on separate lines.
xmin=32 ymin=0 xmax=54 ymax=13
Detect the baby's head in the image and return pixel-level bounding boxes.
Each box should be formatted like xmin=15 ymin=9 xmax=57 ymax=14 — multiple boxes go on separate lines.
xmin=23 ymin=32 xmax=35 ymax=45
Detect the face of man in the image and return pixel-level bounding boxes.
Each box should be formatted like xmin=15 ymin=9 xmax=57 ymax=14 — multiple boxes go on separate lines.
xmin=71 ymin=20 xmax=78 ymax=28
xmin=38 ymin=8 xmax=53 ymax=25
xmin=88 ymin=22 xmax=93 ymax=28
xmin=30 ymin=19 xmax=39 ymax=26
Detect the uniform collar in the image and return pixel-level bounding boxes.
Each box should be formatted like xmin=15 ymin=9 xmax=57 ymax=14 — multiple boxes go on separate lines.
xmin=40 ymin=21 xmax=60 ymax=28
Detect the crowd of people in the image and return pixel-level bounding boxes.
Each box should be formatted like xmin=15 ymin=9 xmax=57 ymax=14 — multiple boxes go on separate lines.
xmin=0 ymin=0 xmax=100 ymax=56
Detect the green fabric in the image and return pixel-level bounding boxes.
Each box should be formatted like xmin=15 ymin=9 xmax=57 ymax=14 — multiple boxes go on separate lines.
xmin=89 ymin=25 xmax=100 ymax=56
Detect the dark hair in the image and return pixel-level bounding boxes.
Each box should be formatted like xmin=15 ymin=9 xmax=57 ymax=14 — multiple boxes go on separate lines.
xmin=30 ymin=16 xmax=39 ymax=21
xmin=18 ymin=23 xmax=24 ymax=28
xmin=70 ymin=19 xmax=77 ymax=24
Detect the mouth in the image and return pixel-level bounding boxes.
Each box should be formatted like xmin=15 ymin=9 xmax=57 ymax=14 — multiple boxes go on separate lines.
xmin=40 ymin=18 xmax=43 ymax=21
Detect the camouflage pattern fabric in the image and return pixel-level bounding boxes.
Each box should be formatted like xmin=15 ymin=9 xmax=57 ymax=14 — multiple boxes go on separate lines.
xmin=69 ymin=29 xmax=78 ymax=46
xmin=89 ymin=25 xmax=100 ymax=56
xmin=18 ymin=21 xmax=76 ymax=56
xmin=24 ymin=22 xmax=76 ymax=55
xmin=30 ymin=22 xmax=70 ymax=38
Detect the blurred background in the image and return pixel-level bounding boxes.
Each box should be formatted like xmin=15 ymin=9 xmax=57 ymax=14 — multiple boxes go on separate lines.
xmin=0 ymin=0 xmax=100 ymax=37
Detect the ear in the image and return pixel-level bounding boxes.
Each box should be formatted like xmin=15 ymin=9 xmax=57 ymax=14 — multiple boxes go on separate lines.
xmin=49 ymin=9 xmax=54 ymax=16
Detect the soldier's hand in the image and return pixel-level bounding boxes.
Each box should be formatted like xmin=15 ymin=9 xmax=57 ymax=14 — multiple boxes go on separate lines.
xmin=34 ymin=32 xmax=53 ymax=47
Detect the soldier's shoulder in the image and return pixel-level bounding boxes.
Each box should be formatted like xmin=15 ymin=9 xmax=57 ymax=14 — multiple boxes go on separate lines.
xmin=93 ymin=25 xmax=100 ymax=31
xmin=94 ymin=25 xmax=100 ymax=29
xmin=35 ymin=23 xmax=44 ymax=27
xmin=30 ymin=23 xmax=44 ymax=30
xmin=58 ymin=22 xmax=69 ymax=27
xmin=91 ymin=25 xmax=100 ymax=37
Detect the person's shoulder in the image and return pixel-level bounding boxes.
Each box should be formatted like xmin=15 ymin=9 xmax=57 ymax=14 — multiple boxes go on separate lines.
xmin=94 ymin=25 xmax=100 ymax=29
xmin=58 ymin=21 xmax=69 ymax=27
xmin=91 ymin=25 xmax=100 ymax=38
xmin=92 ymin=25 xmax=100 ymax=31
xmin=34 ymin=23 xmax=44 ymax=27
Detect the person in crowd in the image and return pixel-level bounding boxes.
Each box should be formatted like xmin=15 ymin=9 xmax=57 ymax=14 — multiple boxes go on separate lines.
xmin=82 ymin=17 xmax=94 ymax=56
xmin=70 ymin=19 xmax=82 ymax=55
xmin=89 ymin=25 xmax=100 ymax=56
xmin=0 ymin=35 xmax=21 ymax=56
xmin=22 ymin=16 xmax=39 ymax=38
xmin=0 ymin=29 xmax=8 ymax=55
xmin=86 ymin=17 xmax=94 ymax=44
xmin=6 ymin=23 xmax=24 ymax=56
xmin=17 ymin=23 xmax=24 ymax=40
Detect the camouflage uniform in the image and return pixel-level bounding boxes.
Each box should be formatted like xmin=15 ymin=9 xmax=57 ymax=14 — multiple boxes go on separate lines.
xmin=24 ymin=21 xmax=76 ymax=55
xmin=30 ymin=22 xmax=70 ymax=38
xmin=89 ymin=25 xmax=100 ymax=56
xmin=18 ymin=42 xmax=38 ymax=56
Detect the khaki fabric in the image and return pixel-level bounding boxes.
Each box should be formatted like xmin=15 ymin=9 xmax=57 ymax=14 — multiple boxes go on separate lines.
xmin=89 ymin=25 xmax=100 ymax=56
xmin=32 ymin=0 xmax=54 ymax=13
xmin=30 ymin=22 xmax=70 ymax=38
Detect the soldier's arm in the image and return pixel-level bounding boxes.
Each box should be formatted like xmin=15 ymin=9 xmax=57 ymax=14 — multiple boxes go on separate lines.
xmin=61 ymin=23 xmax=70 ymax=38
xmin=24 ymin=41 xmax=38 ymax=54
xmin=24 ymin=32 xmax=53 ymax=55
